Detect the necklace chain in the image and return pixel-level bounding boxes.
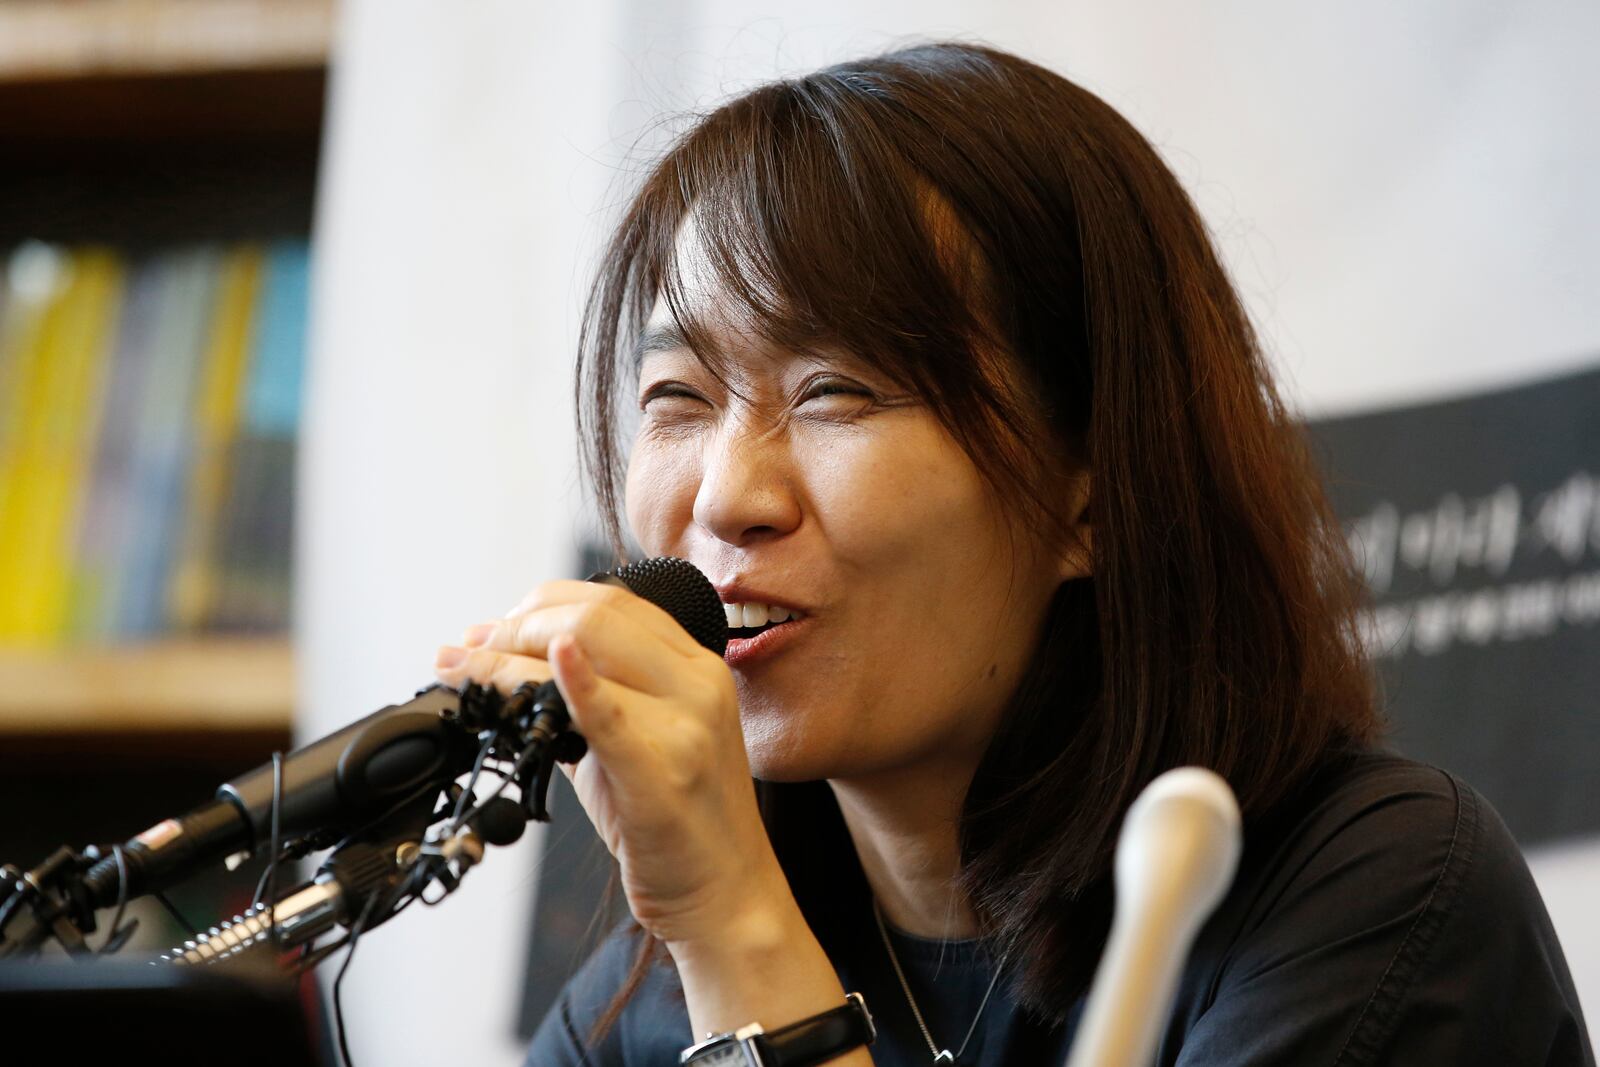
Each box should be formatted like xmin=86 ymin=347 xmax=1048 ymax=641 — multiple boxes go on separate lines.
xmin=871 ymin=897 xmax=1007 ymax=1065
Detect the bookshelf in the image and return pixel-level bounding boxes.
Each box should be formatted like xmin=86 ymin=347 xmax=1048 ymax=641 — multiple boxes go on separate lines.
xmin=0 ymin=638 xmax=294 ymax=733
xmin=0 ymin=0 xmax=331 ymax=739
xmin=0 ymin=0 xmax=331 ymax=79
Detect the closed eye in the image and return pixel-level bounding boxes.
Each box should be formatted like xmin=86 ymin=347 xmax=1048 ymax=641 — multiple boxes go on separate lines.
xmin=639 ymin=382 xmax=708 ymax=410
xmin=799 ymin=376 xmax=875 ymax=403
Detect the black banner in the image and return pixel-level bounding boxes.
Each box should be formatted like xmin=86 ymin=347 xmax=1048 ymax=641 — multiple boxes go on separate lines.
xmin=1311 ymin=361 xmax=1600 ymax=846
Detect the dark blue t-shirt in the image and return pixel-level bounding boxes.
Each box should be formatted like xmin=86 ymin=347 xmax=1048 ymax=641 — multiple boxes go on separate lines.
xmin=526 ymin=751 xmax=1593 ymax=1065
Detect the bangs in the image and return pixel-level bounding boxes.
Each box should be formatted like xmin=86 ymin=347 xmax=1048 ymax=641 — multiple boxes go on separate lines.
xmin=640 ymin=79 xmax=998 ymax=398
xmin=578 ymin=60 xmax=1081 ymax=556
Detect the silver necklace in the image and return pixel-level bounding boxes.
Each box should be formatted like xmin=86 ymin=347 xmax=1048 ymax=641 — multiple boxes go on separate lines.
xmin=871 ymin=897 xmax=1008 ymax=1065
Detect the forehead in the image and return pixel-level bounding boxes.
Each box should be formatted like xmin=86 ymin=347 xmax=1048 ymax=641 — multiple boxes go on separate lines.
xmin=628 ymin=192 xmax=994 ymax=393
xmin=632 ymin=209 xmax=802 ymax=373
xmin=631 ymin=314 xmax=838 ymax=388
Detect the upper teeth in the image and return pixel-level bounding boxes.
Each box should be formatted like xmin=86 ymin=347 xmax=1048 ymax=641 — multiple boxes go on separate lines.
xmin=724 ymin=602 xmax=794 ymax=628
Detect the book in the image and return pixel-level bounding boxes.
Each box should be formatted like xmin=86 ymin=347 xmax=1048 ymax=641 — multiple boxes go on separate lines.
xmin=69 ymin=253 xmax=172 ymax=641
xmin=113 ymin=247 xmax=221 ymax=638
xmin=1 ymin=238 xmax=309 ymax=645
xmin=0 ymin=247 xmax=65 ymax=640
xmin=0 ymin=247 xmax=124 ymax=643
xmin=213 ymin=240 xmax=309 ymax=632
xmin=167 ymin=246 xmax=265 ymax=633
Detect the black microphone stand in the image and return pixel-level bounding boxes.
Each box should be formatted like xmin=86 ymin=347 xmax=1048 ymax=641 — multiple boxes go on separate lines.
xmin=0 ymin=677 xmax=580 ymax=968
xmin=0 ymin=557 xmax=729 ymax=1067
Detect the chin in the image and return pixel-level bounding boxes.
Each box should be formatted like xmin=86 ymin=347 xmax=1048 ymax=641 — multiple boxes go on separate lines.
xmin=738 ymin=699 xmax=855 ymax=783
xmin=742 ymin=718 xmax=830 ymax=783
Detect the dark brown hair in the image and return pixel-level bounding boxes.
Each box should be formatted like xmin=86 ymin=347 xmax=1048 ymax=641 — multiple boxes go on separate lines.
xmin=576 ymin=41 xmax=1379 ymax=1030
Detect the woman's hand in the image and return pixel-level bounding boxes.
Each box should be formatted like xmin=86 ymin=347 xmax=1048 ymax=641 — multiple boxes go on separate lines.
xmin=432 ymin=579 xmax=795 ymax=954
xmin=435 ymin=581 xmax=866 ymax=1055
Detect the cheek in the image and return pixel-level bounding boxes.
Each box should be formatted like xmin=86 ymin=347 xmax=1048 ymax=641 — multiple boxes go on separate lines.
xmin=800 ymin=419 xmax=997 ymax=568
xmin=624 ymin=440 xmax=701 ymax=554
xmin=801 ymin=422 xmax=1033 ymax=707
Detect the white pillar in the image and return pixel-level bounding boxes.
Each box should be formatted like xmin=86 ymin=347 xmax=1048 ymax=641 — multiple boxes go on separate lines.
xmin=299 ymin=1 xmax=632 ymax=1062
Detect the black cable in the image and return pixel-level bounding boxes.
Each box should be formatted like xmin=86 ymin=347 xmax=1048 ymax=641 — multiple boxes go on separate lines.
xmin=368 ymin=856 xmax=432 ymax=929
xmin=324 ymin=778 xmax=450 ymax=859
xmin=265 ymin=751 xmax=284 ymax=947
xmin=446 ymin=737 xmax=545 ymax=835
xmin=290 ymin=932 xmax=350 ymax=975
xmin=331 ymin=882 xmax=387 ymax=1067
xmin=252 ymin=853 xmax=279 ymax=908
xmin=97 ymin=844 xmax=130 ymax=954
xmin=251 ymin=842 xmax=304 ymax=909
xmin=151 ymin=889 xmax=199 ymax=939
xmin=446 ymin=734 xmax=496 ymax=834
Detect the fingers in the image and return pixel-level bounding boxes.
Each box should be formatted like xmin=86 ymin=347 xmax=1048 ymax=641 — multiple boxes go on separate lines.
xmin=548 ymin=635 xmax=721 ymax=786
xmin=503 ymin=580 xmax=706 ymax=657
xmin=547 ymin=635 xmax=625 ymax=746
xmin=432 ymin=637 xmax=653 ymax=763
xmin=432 ymin=643 xmax=553 ymax=696
xmin=464 ymin=598 xmax=707 ymax=697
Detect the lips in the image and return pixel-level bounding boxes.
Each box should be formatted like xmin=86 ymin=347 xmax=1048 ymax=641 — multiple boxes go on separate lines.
xmin=712 ymin=580 xmax=811 ymax=666
xmin=723 ymin=615 xmax=805 ymax=667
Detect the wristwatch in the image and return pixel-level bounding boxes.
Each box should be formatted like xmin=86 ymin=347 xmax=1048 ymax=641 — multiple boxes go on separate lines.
xmin=679 ymin=992 xmax=876 ymax=1066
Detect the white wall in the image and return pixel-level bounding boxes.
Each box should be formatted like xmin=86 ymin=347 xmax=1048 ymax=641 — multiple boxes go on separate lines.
xmin=299 ymin=2 xmax=630 ymax=1063
xmin=303 ymin=3 xmax=1598 ymax=1063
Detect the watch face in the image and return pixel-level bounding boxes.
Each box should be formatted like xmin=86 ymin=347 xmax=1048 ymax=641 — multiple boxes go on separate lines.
xmin=691 ymin=1043 xmax=752 ymax=1065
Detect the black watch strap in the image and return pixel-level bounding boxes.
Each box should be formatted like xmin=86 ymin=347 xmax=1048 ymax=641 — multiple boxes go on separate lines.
xmin=752 ymin=992 xmax=876 ymax=1067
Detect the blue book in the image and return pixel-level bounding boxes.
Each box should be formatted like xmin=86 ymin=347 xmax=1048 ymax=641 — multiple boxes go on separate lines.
xmin=213 ymin=240 xmax=310 ymax=631
xmin=115 ymin=247 xmax=221 ymax=638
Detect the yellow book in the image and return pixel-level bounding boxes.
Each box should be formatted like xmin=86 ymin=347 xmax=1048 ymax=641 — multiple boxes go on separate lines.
xmin=0 ymin=248 xmax=125 ymax=644
xmin=0 ymin=245 xmax=73 ymax=642
xmin=167 ymin=245 xmax=265 ymax=632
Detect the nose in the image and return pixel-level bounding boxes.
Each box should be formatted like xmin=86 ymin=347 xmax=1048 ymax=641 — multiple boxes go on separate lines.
xmin=692 ymin=419 xmax=802 ymax=546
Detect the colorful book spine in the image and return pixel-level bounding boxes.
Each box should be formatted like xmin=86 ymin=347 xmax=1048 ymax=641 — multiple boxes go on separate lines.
xmin=68 ymin=253 xmax=167 ymax=642
xmin=214 ymin=240 xmax=309 ymax=632
xmin=0 ymin=246 xmax=63 ymax=640
xmin=113 ymin=247 xmax=221 ymax=638
xmin=167 ymin=246 xmax=265 ymax=634
xmin=0 ymin=248 xmax=124 ymax=644
xmin=0 ymin=238 xmax=309 ymax=646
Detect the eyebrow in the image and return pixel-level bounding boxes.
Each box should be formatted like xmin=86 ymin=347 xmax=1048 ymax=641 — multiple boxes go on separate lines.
xmin=630 ymin=321 xmax=689 ymax=368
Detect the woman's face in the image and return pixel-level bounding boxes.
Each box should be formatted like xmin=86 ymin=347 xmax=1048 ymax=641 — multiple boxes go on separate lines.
xmin=624 ymin=246 xmax=1071 ymax=784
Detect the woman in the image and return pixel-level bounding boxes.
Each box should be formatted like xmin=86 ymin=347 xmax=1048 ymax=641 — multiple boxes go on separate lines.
xmin=432 ymin=43 xmax=1591 ymax=1065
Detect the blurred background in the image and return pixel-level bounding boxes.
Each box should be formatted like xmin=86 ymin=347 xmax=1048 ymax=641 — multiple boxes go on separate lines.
xmin=0 ymin=1 xmax=1594 ymax=1064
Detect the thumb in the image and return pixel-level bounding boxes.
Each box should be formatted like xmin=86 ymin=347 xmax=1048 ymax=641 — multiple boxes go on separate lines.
xmin=549 ymin=634 xmax=627 ymax=752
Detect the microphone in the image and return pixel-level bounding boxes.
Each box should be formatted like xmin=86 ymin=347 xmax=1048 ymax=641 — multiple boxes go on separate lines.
xmin=1064 ymin=767 xmax=1242 ymax=1067
xmin=80 ymin=557 xmax=726 ymax=911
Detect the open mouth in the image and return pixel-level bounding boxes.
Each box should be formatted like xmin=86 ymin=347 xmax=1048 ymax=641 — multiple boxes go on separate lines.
xmin=723 ymin=602 xmax=800 ymax=641
xmin=727 ymin=619 xmax=789 ymax=640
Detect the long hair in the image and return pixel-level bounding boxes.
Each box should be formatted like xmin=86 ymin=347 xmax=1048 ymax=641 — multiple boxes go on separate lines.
xmin=575 ymin=41 xmax=1379 ymax=1030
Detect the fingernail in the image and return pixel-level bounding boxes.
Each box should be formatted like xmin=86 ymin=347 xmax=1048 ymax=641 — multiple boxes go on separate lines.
xmin=462 ymin=623 xmax=495 ymax=648
xmin=435 ymin=645 xmax=468 ymax=669
xmin=556 ymin=636 xmax=592 ymax=687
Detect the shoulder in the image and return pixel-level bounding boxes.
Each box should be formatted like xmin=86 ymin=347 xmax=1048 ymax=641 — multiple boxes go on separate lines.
xmin=524 ymin=922 xmax=694 ymax=1067
xmin=1249 ymin=748 xmax=1476 ymax=908
xmin=1167 ymin=748 xmax=1592 ymax=1065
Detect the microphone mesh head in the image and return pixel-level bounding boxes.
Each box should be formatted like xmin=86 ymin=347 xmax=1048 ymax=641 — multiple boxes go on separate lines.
xmin=608 ymin=557 xmax=729 ymax=656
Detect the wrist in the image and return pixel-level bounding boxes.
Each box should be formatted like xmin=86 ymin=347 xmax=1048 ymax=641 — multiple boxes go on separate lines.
xmin=680 ymin=992 xmax=876 ymax=1067
xmin=662 ymin=867 xmax=806 ymax=971
xmin=663 ymin=870 xmax=847 ymax=1042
